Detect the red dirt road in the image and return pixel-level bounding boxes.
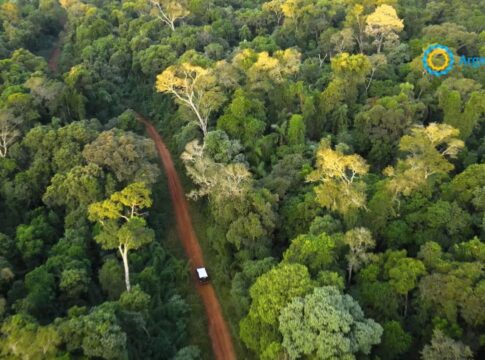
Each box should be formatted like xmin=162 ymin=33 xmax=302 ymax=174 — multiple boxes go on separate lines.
xmin=48 ymin=47 xmax=61 ymax=72
xmin=47 ymin=17 xmax=66 ymax=73
xmin=137 ymin=114 xmax=237 ymax=360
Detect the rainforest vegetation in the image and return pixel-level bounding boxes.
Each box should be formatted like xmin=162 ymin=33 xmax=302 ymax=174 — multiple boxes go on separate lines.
xmin=0 ymin=0 xmax=484 ymax=359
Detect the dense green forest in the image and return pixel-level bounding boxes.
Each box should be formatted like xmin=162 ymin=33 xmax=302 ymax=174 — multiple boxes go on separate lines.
xmin=0 ymin=0 xmax=484 ymax=359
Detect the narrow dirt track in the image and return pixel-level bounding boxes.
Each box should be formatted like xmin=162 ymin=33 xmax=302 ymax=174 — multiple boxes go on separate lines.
xmin=48 ymin=47 xmax=61 ymax=72
xmin=137 ymin=115 xmax=237 ymax=360
xmin=47 ymin=16 xmax=66 ymax=73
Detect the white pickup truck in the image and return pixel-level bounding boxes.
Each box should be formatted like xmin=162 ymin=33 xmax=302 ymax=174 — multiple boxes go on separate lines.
xmin=196 ymin=267 xmax=209 ymax=283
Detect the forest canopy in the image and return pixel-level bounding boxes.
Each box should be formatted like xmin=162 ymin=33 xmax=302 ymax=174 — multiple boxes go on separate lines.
xmin=0 ymin=0 xmax=484 ymax=359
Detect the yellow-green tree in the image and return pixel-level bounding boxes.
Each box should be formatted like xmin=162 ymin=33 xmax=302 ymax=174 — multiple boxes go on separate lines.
xmin=307 ymin=140 xmax=369 ymax=216
xmin=0 ymin=315 xmax=61 ymax=359
xmin=365 ymin=4 xmax=404 ymax=53
xmin=384 ymin=123 xmax=464 ymax=200
xmin=0 ymin=2 xmax=20 ymax=22
xmin=88 ymin=182 xmax=154 ymax=292
xmin=343 ymin=1 xmax=399 ymax=53
xmin=247 ymin=48 xmax=301 ymax=91
xmin=262 ymin=0 xmax=285 ymax=25
xmin=344 ymin=4 xmax=366 ymax=53
xmin=148 ymin=0 xmax=190 ymax=31
xmin=156 ymin=63 xmax=224 ymax=137
xmin=240 ymin=263 xmax=313 ymax=358
xmin=320 ymin=53 xmax=371 ymax=119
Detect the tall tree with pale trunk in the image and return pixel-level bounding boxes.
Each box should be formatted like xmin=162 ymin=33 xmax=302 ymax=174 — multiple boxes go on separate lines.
xmin=262 ymin=0 xmax=285 ymax=25
xmin=0 ymin=110 xmax=21 ymax=158
xmin=344 ymin=227 xmax=376 ymax=283
xmin=345 ymin=4 xmax=366 ymax=53
xmin=156 ymin=63 xmax=224 ymax=137
xmin=148 ymin=0 xmax=190 ymax=31
xmin=365 ymin=4 xmax=404 ymax=53
xmin=88 ymin=182 xmax=154 ymax=292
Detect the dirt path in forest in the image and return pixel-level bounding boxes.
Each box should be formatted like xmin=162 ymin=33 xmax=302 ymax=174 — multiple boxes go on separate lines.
xmin=48 ymin=47 xmax=61 ymax=72
xmin=47 ymin=17 xmax=66 ymax=72
xmin=137 ymin=114 xmax=237 ymax=360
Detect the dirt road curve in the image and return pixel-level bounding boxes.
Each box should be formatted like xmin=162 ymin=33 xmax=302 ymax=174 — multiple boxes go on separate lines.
xmin=137 ymin=114 xmax=237 ymax=360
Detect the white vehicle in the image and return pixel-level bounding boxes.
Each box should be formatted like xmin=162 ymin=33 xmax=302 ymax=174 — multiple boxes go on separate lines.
xmin=196 ymin=267 xmax=209 ymax=283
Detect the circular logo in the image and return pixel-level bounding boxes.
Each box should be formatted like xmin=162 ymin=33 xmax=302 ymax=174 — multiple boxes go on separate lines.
xmin=423 ymin=44 xmax=455 ymax=76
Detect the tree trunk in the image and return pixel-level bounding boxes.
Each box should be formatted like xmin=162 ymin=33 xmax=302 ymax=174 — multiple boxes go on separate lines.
xmin=151 ymin=0 xmax=176 ymax=31
xmin=377 ymin=36 xmax=383 ymax=54
xmin=119 ymin=246 xmax=131 ymax=292
xmin=358 ymin=36 xmax=364 ymax=53
xmin=347 ymin=264 xmax=353 ymax=284
xmin=365 ymin=68 xmax=376 ymax=94
xmin=356 ymin=23 xmax=364 ymax=53
xmin=189 ymin=101 xmax=208 ymax=137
